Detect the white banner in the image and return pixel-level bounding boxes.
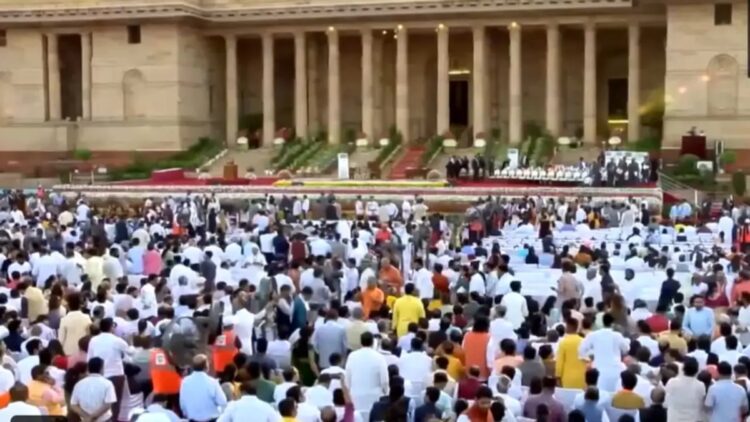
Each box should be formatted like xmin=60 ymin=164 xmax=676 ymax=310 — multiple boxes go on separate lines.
xmin=337 ymin=153 xmax=350 ymax=180
xmin=507 ymin=148 xmax=520 ymax=169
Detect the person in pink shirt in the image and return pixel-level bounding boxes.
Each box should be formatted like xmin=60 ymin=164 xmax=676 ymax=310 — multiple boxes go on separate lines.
xmin=143 ymin=244 xmax=162 ymax=276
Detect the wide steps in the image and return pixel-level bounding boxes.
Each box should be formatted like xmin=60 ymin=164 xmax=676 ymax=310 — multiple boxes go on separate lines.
xmin=389 ymin=147 xmax=425 ymax=179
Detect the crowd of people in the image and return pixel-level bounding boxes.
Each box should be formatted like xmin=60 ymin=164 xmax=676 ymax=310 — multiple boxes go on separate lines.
xmin=0 ymin=187 xmax=750 ymax=422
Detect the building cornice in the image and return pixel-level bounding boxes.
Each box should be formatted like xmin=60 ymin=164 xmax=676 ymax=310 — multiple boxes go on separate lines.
xmin=0 ymin=0 xmax=636 ymax=24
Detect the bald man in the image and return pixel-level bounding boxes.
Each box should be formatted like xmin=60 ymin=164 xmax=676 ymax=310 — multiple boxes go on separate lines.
xmin=179 ymin=354 xmax=227 ymax=421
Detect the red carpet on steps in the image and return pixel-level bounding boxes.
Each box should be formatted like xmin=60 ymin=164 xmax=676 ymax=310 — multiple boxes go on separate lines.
xmin=389 ymin=147 xmax=425 ymax=179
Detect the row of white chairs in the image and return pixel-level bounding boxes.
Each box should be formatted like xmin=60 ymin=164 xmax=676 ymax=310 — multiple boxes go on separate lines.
xmin=493 ymin=167 xmax=588 ymax=182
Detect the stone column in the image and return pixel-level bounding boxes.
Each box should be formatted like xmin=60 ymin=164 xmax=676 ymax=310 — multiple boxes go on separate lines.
xmin=472 ymin=26 xmax=486 ymax=137
xmin=628 ymin=22 xmax=640 ymax=142
xmin=225 ymin=35 xmax=238 ymax=144
xmin=294 ymin=31 xmax=307 ymax=139
xmin=396 ymin=26 xmax=409 ymax=142
xmin=81 ymin=32 xmax=92 ymax=120
xmin=436 ymin=24 xmax=449 ymax=136
xmin=327 ymin=28 xmax=340 ymax=144
xmin=508 ymin=23 xmax=522 ymax=144
xmin=545 ymin=24 xmax=561 ymax=137
xmin=583 ymin=22 xmax=597 ymax=144
xmin=361 ymin=29 xmax=374 ymax=142
xmin=307 ymin=37 xmax=319 ymax=135
xmin=262 ymin=33 xmax=275 ymax=146
xmin=47 ymin=34 xmax=61 ymax=121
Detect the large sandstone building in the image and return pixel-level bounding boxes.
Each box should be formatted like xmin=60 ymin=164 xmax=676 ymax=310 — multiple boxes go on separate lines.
xmin=0 ymin=0 xmax=745 ymax=159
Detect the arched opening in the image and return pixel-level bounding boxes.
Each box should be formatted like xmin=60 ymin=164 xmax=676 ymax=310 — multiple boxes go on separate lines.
xmin=707 ymin=54 xmax=738 ymax=116
xmin=122 ymin=69 xmax=146 ymax=120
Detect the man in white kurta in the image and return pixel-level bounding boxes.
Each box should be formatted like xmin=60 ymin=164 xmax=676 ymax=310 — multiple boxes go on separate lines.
xmin=578 ymin=313 xmax=629 ymax=392
xmin=345 ymin=332 xmax=389 ymax=419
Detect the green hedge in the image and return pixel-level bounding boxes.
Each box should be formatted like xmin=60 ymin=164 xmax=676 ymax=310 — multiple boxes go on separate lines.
xmin=110 ymin=137 xmax=222 ymax=180
xmin=420 ymin=136 xmax=444 ymax=166
xmin=375 ymin=128 xmax=403 ymax=166
xmin=531 ymin=135 xmax=555 ymax=166
xmin=733 ymin=171 xmax=746 ymax=196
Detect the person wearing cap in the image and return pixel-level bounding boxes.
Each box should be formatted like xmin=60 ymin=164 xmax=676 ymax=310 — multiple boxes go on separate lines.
xmin=212 ymin=316 xmax=239 ymax=375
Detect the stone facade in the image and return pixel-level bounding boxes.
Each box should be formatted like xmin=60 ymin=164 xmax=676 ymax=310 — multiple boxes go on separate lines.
xmin=0 ymin=0 xmax=743 ymax=154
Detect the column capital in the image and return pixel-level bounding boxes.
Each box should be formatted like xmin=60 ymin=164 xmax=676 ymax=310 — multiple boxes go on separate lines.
xmin=508 ymin=21 xmax=521 ymax=32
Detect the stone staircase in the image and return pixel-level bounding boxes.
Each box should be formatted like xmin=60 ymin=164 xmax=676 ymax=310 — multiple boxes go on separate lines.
xmin=389 ymin=146 xmax=425 ymax=179
xmin=205 ymin=147 xmax=276 ymax=176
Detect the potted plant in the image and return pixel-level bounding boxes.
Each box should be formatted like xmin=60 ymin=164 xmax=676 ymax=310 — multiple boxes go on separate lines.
xmin=474 ymin=131 xmax=486 ymax=148
xmin=719 ymin=150 xmax=737 ymax=174
xmin=442 ymin=130 xmax=457 ymax=149
xmin=356 ymin=131 xmax=369 ymax=148
xmin=274 ymin=127 xmax=290 ymax=147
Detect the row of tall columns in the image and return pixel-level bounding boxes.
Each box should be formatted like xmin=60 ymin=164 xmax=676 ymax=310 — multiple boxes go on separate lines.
xmin=223 ymin=21 xmax=642 ymax=146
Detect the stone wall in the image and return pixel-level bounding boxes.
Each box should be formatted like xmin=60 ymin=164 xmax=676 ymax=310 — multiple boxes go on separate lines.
xmin=663 ymin=0 xmax=749 ymax=148
xmin=0 ymin=23 xmax=215 ymax=152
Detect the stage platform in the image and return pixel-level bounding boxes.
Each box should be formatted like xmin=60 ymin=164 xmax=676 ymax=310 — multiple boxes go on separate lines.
xmin=54 ymin=174 xmax=663 ymax=208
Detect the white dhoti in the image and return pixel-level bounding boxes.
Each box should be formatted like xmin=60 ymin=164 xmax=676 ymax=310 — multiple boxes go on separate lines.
xmin=597 ymin=364 xmax=624 ymax=393
xmin=351 ymin=391 xmax=381 ymax=422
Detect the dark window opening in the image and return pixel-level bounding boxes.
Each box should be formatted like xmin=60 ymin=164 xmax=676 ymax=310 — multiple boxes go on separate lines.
xmin=715 ymin=3 xmax=732 ymax=25
xmin=608 ymin=78 xmax=628 ymax=119
xmin=127 ymin=25 xmax=141 ymax=44
xmin=0 ymin=30 xmax=7 ymax=47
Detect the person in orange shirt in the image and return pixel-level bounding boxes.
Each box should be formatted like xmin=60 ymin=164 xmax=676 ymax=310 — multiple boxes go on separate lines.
xmin=462 ymin=317 xmax=491 ymax=379
xmin=361 ymin=276 xmax=385 ymax=318
xmin=379 ymin=257 xmax=403 ymax=292
xmin=493 ymin=338 xmax=523 ymax=374
xmin=731 ymin=273 xmax=750 ymax=305
xmin=432 ymin=263 xmax=450 ymax=295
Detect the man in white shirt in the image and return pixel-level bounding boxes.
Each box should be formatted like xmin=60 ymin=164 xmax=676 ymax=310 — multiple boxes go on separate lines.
xmin=31 ymin=248 xmax=58 ymax=288
xmin=500 ymin=281 xmax=528 ymax=329
xmin=217 ymin=381 xmax=280 ymax=422
xmin=346 ymin=332 xmax=389 ymax=415
xmin=87 ymin=317 xmax=132 ymax=418
xmin=17 ymin=338 xmax=42 ymax=385
xmin=489 ymin=306 xmax=517 ymax=344
xmin=412 ymin=258 xmax=434 ymax=301
xmin=665 ymin=357 xmax=706 ymax=422
xmin=578 ymin=313 xmax=629 ymax=392
xmin=0 ymin=384 xmax=42 ymax=419
xmin=398 ymin=337 xmax=432 ymax=399
xmin=70 ymin=357 xmax=118 ymax=422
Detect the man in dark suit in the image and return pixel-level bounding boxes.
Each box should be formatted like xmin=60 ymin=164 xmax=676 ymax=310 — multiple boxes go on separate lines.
xmin=639 ymin=387 xmax=667 ymax=422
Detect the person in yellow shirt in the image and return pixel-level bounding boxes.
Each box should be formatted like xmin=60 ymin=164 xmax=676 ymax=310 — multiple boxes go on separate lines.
xmin=555 ymin=318 xmax=588 ymax=389
xmin=657 ymin=320 xmax=688 ymax=355
xmin=392 ymin=284 xmax=426 ymax=337
xmin=438 ymin=342 xmax=465 ymax=380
